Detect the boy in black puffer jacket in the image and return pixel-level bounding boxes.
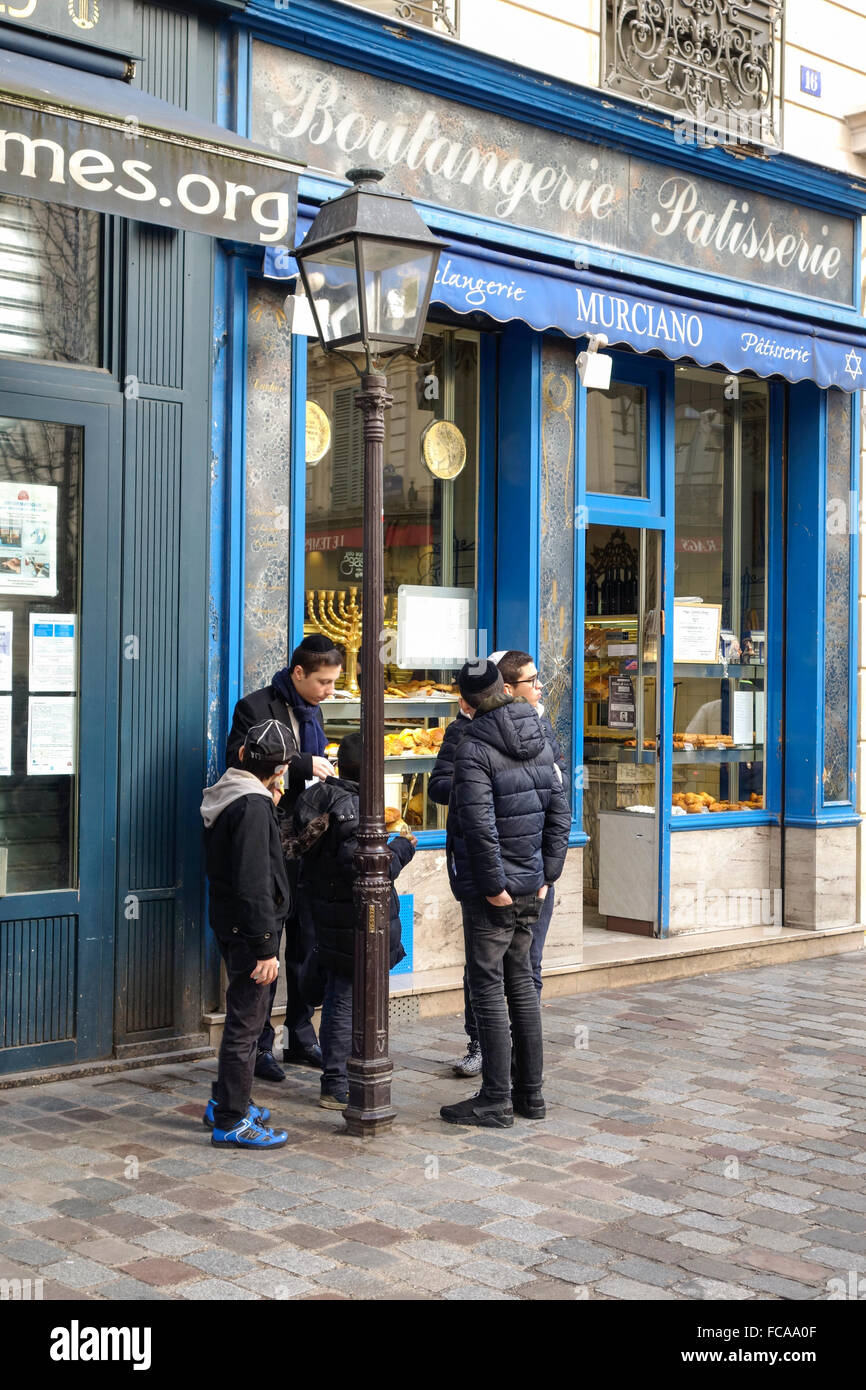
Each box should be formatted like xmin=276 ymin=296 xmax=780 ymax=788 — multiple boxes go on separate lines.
xmin=290 ymin=732 xmax=415 ymax=1108
xmin=441 ymin=661 xmax=570 ymax=1130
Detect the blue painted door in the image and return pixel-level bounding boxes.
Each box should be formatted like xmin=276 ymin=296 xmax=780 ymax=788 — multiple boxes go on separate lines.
xmin=0 ymin=393 xmax=118 ymax=1073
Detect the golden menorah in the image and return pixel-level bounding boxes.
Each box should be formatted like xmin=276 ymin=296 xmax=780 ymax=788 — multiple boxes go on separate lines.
xmin=306 ymin=587 xmax=398 ymax=695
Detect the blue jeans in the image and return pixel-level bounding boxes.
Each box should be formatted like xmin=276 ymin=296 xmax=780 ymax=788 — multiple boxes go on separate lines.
xmin=463 ymin=885 xmax=554 ymax=1044
xmin=319 ymin=971 xmax=353 ymax=1094
xmin=461 ymin=894 xmax=543 ymax=1104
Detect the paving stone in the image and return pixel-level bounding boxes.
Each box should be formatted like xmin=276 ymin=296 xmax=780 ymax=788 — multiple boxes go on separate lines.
xmin=478 ymin=1217 xmax=565 ymax=1248
xmin=0 ymin=1237 xmax=65 ymax=1266
xmin=40 ymin=1257 xmax=119 ymax=1288
xmin=610 ymin=1256 xmax=683 ymax=1287
xmin=180 ymin=1279 xmax=262 ymax=1301
xmin=0 ymin=1199 xmax=54 ymax=1226
xmin=746 ymin=1192 xmax=816 ymax=1215
xmin=441 ymin=1284 xmax=518 ymax=1300
xmin=117 ymin=1257 xmax=197 ymax=1287
xmin=595 ymin=1274 xmax=680 ymax=1299
xmin=131 ymin=1231 xmax=206 ymax=1257
xmin=113 ymin=1195 xmax=184 ymax=1219
xmin=535 ymin=1257 xmax=608 ymax=1285
xmin=93 ymin=1277 xmax=172 ymax=1300
xmin=71 ymin=1238 xmax=147 ymax=1266
xmin=452 ymin=1258 xmax=536 ymax=1290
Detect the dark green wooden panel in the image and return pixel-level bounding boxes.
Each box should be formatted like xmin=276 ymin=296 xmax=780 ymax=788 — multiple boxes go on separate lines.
xmin=1 ymin=916 xmax=77 ymax=1048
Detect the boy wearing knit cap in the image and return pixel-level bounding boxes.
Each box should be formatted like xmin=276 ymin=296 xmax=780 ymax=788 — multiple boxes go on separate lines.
xmin=226 ymin=634 xmax=343 ymax=1079
xmin=440 ymin=659 xmax=570 ymax=1128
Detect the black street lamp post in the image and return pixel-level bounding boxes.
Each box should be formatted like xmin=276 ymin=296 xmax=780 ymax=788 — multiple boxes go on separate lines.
xmin=294 ymin=169 xmax=444 ymax=1136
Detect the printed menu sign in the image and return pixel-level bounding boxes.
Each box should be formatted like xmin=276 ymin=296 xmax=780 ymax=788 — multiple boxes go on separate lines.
xmin=608 ymin=675 xmax=636 ymax=730
xmin=673 ymin=602 xmax=723 ymax=664
xmin=27 ymin=695 xmax=76 ymax=776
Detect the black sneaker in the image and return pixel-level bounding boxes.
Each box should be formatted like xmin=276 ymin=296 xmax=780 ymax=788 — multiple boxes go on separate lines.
xmin=283 ymin=1043 xmax=323 ymax=1070
xmin=511 ymin=1091 xmax=546 ymax=1120
xmin=440 ymin=1093 xmax=514 ymax=1129
xmin=254 ymin=1050 xmax=286 ymax=1083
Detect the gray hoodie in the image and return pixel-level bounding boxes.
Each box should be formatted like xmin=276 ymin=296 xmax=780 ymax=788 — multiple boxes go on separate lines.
xmin=200 ymin=767 xmax=274 ymax=829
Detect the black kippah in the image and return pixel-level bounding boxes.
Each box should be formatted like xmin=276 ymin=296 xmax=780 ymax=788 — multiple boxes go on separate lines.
xmin=297 ymin=634 xmax=335 ymax=654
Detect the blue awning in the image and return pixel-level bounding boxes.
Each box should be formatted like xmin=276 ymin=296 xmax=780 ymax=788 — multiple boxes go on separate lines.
xmin=273 ymin=217 xmax=866 ymax=391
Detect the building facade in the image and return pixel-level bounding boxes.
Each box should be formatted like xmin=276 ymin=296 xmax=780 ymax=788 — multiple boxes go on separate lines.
xmin=1 ymin=0 xmax=864 ymax=1076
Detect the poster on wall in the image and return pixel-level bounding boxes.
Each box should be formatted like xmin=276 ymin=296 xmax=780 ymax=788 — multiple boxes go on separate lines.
xmin=0 ymin=483 xmax=58 ymax=596
xmin=0 ymin=695 xmax=11 ymax=775
xmin=27 ymin=696 xmax=76 ymax=776
xmin=0 ymin=612 xmax=11 ymax=689
xmin=29 ymin=614 xmax=77 ymax=692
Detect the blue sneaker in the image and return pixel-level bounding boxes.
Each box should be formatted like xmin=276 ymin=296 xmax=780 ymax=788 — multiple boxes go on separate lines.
xmin=202 ymin=1098 xmax=270 ymax=1131
xmin=211 ymin=1117 xmax=288 ymax=1150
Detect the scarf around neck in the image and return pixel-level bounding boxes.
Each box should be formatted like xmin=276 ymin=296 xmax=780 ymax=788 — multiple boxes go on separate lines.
xmin=272 ymin=668 xmax=327 ymax=758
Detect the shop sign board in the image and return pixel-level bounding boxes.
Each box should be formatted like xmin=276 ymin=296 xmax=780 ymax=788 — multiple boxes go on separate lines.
xmin=0 ymin=0 xmax=133 ymax=57
xmin=253 ymin=44 xmax=856 ymax=306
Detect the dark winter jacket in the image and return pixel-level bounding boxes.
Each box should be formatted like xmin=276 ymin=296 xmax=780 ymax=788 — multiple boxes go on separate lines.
xmin=427 ymin=711 xmax=470 ymax=806
xmin=448 ymin=694 xmax=571 ymax=902
xmin=291 ymin=777 xmax=413 ymax=977
xmin=200 ymin=769 xmax=290 ymax=958
xmin=225 ymin=682 xmax=326 ymax=809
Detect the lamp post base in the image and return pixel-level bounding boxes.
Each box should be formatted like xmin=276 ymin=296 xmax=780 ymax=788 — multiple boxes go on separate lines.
xmin=343 ymin=1056 xmax=396 ymax=1136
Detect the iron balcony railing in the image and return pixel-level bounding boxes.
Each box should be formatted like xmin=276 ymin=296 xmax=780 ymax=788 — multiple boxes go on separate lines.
xmin=602 ymin=0 xmax=785 ymax=149
xmin=347 ymin=0 xmax=459 ymax=39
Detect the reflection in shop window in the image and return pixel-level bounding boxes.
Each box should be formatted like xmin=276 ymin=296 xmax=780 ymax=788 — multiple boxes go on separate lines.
xmin=673 ymin=369 xmax=769 ymax=815
xmin=305 ymin=326 xmax=479 ymax=832
xmin=0 ymin=418 xmax=81 ymax=893
xmin=0 ymin=197 xmax=100 ymax=365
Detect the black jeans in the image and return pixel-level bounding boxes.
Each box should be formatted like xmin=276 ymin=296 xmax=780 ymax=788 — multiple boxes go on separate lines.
xmin=319 ymin=970 xmax=353 ymax=1095
xmin=213 ymin=933 xmax=275 ymax=1131
xmin=461 ymin=894 xmax=543 ymax=1105
xmin=257 ymin=903 xmax=318 ymax=1054
xmin=463 ymin=885 xmax=555 ymax=1044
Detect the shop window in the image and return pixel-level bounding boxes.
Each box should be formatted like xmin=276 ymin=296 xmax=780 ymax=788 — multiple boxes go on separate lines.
xmin=0 ymin=417 xmax=81 ymax=893
xmin=305 ymin=326 xmax=479 ymax=832
xmin=823 ymin=391 xmax=852 ymax=804
xmin=586 ymin=381 xmax=647 ymax=497
xmin=0 ymin=197 xmax=101 ymax=366
xmin=672 ymin=369 xmax=769 ymax=815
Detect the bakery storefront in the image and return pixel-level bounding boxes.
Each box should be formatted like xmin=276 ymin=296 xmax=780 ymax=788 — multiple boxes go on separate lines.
xmin=222 ymin=0 xmax=865 ymax=1006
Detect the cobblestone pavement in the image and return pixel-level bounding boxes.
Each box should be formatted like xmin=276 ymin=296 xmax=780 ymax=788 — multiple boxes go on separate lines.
xmin=1 ymin=950 xmax=865 ymax=1302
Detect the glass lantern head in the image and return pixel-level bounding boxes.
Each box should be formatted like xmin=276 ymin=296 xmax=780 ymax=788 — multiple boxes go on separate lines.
xmin=294 ymin=169 xmax=445 ymax=360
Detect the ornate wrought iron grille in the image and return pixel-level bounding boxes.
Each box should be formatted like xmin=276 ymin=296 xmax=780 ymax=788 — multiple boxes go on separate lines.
xmin=349 ymin=0 xmax=459 ymax=38
xmin=602 ymin=0 xmax=784 ymax=148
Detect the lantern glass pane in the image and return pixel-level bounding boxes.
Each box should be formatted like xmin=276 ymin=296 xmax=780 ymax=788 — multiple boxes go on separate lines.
xmin=361 ymin=241 xmax=435 ymax=344
xmin=302 ymin=243 xmax=361 ymax=345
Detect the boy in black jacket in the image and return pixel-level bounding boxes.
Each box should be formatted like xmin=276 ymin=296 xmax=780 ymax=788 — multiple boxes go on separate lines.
xmin=200 ymin=719 xmax=293 ymax=1149
xmin=291 ymin=732 xmax=415 ymax=1109
xmin=441 ymin=661 xmax=570 ymax=1130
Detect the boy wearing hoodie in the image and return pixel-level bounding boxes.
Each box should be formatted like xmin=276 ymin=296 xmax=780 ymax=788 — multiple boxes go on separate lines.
xmin=200 ymin=719 xmax=293 ymax=1149
xmin=290 ymin=732 xmax=415 ymax=1109
xmin=440 ymin=661 xmax=570 ymax=1129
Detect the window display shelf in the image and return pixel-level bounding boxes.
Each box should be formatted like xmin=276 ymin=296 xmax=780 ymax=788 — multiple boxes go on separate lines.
xmin=323 ymin=697 xmax=458 ymax=719
xmin=617 ymin=745 xmax=764 ymax=765
xmin=383 ymin=754 xmax=438 ymax=773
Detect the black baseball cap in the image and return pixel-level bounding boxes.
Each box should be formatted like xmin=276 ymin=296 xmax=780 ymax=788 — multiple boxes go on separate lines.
xmin=243 ymin=719 xmax=293 ymax=768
